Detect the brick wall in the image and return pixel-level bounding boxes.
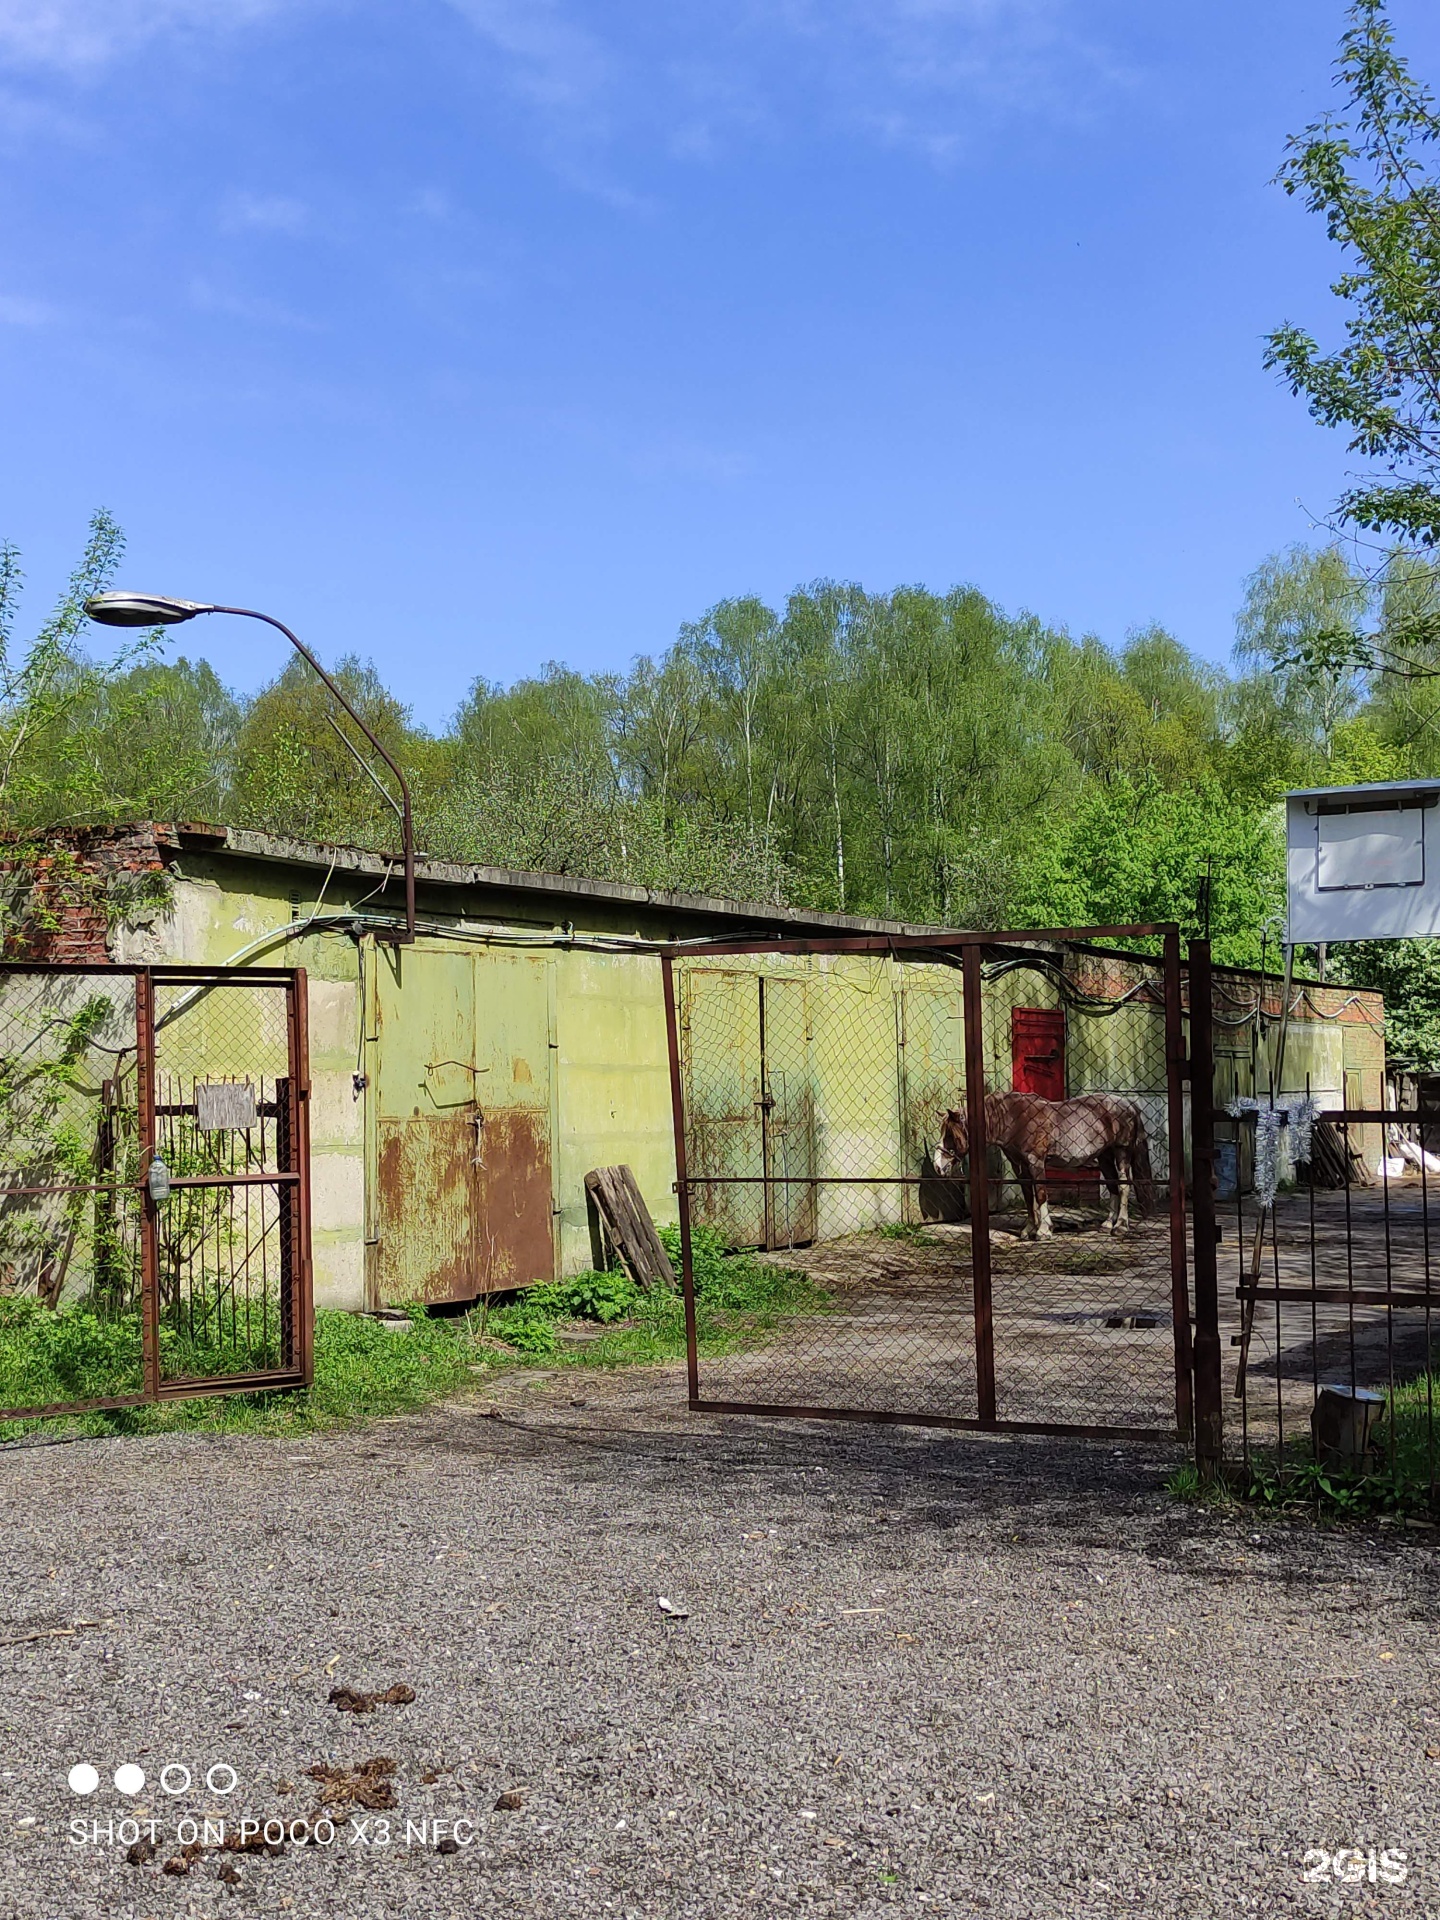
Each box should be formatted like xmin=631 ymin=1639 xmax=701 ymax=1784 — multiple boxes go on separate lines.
xmin=1 ymin=824 xmax=174 ymax=964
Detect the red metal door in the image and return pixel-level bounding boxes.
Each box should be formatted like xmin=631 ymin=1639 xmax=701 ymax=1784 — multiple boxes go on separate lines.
xmin=1012 ymin=1008 xmax=1065 ymax=1098
xmin=1012 ymin=1005 xmax=1096 ymax=1201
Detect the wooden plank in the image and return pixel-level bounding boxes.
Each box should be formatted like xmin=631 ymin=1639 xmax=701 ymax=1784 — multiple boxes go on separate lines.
xmin=584 ymin=1166 xmax=673 ymax=1291
xmin=619 ymin=1165 xmax=676 ymax=1288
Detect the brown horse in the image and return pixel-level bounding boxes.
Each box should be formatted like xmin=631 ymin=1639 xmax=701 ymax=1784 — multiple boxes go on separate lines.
xmin=932 ymin=1090 xmax=1154 ymax=1239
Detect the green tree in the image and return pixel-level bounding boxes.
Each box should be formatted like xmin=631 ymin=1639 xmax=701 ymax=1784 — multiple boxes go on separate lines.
xmin=1267 ymin=0 xmax=1440 ymax=555
xmin=0 ymin=510 xmax=172 ymax=831
xmin=1008 ymin=777 xmax=1285 ymax=968
xmin=1234 ymin=545 xmax=1371 ymax=766
xmin=1331 ymin=938 xmax=1440 ymax=1067
xmin=230 ymin=654 xmax=435 ymax=848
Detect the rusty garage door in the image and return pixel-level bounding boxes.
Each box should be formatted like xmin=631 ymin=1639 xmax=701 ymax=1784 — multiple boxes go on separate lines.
xmin=680 ymin=968 xmax=818 ymax=1252
xmin=368 ymin=941 xmax=556 ymax=1305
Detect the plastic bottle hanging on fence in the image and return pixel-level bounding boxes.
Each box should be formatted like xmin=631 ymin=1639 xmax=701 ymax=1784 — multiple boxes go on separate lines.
xmin=147 ymin=1152 xmax=172 ymax=1206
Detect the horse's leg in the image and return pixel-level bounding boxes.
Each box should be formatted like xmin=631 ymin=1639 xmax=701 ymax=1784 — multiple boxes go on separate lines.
xmin=1031 ymin=1158 xmax=1053 ymax=1238
xmin=1004 ymin=1150 xmax=1031 ymax=1237
xmin=1113 ymin=1146 xmax=1131 ymax=1231
xmin=1098 ymin=1148 xmax=1120 ymax=1232
xmin=1005 ymin=1150 xmax=1038 ymax=1238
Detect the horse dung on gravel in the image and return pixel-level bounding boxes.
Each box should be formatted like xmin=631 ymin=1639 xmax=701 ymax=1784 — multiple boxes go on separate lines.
xmin=932 ymin=1090 xmax=1154 ymax=1239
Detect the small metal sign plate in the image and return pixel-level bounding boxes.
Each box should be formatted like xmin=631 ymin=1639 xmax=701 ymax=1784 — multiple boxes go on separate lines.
xmin=195 ymin=1081 xmax=258 ymax=1132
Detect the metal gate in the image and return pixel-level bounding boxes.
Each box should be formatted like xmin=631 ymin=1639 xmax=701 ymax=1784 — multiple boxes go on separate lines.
xmin=663 ymin=928 xmax=1193 ymax=1440
xmin=1191 ymin=938 xmax=1440 ymax=1502
xmin=0 ymin=963 xmax=312 ymax=1422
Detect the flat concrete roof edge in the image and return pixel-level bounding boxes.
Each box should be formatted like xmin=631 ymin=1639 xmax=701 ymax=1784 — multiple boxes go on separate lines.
xmin=216 ymin=826 xmax=963 ymax=938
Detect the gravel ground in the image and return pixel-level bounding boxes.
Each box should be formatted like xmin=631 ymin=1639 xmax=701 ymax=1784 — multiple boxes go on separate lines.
xmin=1 ymin=1363 xmax=1438 ymax=1919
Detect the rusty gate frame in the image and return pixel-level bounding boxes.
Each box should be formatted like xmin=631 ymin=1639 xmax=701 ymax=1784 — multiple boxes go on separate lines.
xmin=662 ymin=924 xmax=1206 ymax=1443
xmin=0 ymin=962 xmax=313 ymax=1422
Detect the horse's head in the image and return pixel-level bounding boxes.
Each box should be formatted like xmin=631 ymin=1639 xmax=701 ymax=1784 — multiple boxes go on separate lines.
xmin=932 ymin=1107 xmax=968 ymax=1177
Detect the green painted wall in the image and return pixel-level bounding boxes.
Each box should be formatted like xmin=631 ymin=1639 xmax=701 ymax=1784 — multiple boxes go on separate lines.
xmin=120 ymin=854 xmax=1390 ymax=1304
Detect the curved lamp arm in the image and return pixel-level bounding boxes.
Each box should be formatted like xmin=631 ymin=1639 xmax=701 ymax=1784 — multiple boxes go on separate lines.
xmin=85 ymin=592 xmax=415 ymax=943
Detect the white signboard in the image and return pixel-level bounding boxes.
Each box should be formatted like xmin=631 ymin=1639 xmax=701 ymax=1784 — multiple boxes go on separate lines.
xmin=1287 ymin=782 xmax=1440 ymax=942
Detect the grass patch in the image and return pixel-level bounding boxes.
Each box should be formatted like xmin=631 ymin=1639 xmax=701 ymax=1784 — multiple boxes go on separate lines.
xmin=1165 ymin=1376 xmax=1440 ymax=1522
xmin=479 ymin=1226 xmax=829 ymax=1366
xmin=0 ymin=1227 xmax=831 ymax=1444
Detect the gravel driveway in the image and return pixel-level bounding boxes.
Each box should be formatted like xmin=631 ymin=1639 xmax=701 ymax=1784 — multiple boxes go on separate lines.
xmin=1 ymin=1362 xmax=1437 ymax=1919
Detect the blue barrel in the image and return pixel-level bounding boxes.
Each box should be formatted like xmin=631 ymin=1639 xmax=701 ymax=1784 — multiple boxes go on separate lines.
xmin=1215 ymin=1140 xmax=1239 ymax=1199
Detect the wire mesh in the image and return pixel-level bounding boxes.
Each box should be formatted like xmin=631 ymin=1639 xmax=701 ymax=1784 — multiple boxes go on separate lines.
xmin=1228 ymin=1096 xmax=1440 ymax=1504
xmin=152 ymin=979 xmax=299 ymax=1384
xmin=0 ymin=965 xmax=309 ymax=1420
xmin=979 ymin=949 xmax=1182 ymax=1432
xmin=672 ymin=938 xmax=1188 ymax=1436
xmin=0 ymin=968 xmax=144 ymax=1410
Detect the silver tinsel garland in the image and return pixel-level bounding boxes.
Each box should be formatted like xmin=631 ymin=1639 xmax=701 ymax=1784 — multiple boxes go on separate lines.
xmin=1226 ymin=1095 xmax=1318 ymax=1208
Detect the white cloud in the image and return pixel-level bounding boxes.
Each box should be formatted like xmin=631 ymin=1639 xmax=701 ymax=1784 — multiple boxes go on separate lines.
xmin=0 ymin=0 xmax=285 ymax=71
xmin=632 ymin=435 xmax=753 ymax=485
xmin=222 ymin=192 xmax=311 ymax=237
xmin=188 ymin=275 xmax=322 ymax=330
xmin=777 ymin=0 xmax=1131 ymax=149
xmin=439 ymin=0 xmax=1131 ymax=188
xmin=442 ymin=0 xmax=612 ymax=115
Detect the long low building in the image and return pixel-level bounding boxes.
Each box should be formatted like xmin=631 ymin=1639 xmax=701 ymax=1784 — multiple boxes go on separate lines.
xmin=4 ymin=824 xmax=1386 ymax=1311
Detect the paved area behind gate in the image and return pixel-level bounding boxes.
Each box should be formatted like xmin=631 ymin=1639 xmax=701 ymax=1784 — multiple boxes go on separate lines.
xmin=1 ymin=1364 xmax=1437 ymax=1919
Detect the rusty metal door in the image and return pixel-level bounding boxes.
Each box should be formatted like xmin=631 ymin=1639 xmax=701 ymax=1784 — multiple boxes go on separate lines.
xmin=759 ymin=977 xmax=817 ymax=1249
xmin=1012 ymin=1007 xmax=1066 ymax=1099
xmin=0 ymin=963 xmax=312 ymax=1423
xmin=472 ymin=951 xmax=555 ymax=1291
xmin=372 ymin=945 xmax=478 ymax=1306
xmin=680 ymin=969 xmax=766 ymax=1247
xmin=371 ymin=943 xmax=555 ymax=1304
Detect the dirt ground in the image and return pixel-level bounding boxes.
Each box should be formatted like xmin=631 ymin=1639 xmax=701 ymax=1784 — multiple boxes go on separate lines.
xmin=702 ymin=1211 xmax=1184 ymax=1432
xmin=691 ymin=1189 xmax=1440 ymax=1459
xmin=2 ymin=1361 xmax=1439 ymax=1920
xmin=1222 ymin=1186 xmax=1440 ymax=1454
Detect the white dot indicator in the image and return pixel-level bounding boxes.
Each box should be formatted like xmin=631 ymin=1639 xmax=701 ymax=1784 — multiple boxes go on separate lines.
xmin=113 ymin=1764 xmax=145 ymax=1795
xmin=67 ymin=1765 xmax=99 ymax=1796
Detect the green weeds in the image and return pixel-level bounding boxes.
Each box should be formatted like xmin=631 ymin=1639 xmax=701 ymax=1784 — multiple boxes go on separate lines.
xmin=0 ymin=1225 xmax=831 ymax=1443
xmin=1165 ymin=1379 xmax=1440 ymax=1522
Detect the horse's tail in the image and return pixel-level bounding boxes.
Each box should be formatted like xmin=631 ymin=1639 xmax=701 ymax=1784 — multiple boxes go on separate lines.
xmin=1131 ymin=1108 xmax=1156 ymax=1215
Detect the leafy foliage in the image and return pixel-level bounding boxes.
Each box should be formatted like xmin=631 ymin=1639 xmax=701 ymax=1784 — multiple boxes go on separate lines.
xmin=1267 ymin=1 xmax=1440 ymax=552
xmin=1329 ymin=938 xmax=1440 ymax=1067
xmin=13 ymin=480 xmax=1440 ymax=1045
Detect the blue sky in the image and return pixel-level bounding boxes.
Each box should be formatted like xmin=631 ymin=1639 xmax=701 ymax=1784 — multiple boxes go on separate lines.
xmin=2 ymin=0 xmax=1437 ymax=728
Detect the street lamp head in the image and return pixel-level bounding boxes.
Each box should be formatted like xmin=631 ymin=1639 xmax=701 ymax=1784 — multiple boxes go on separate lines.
xmin=84 ymin=592 xmax=213 ymax=628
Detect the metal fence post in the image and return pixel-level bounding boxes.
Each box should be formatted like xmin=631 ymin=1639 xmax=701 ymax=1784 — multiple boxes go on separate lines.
xmin=1163 ymin=928 xmax=1194 ymax=1441
xmin=962 ymin=943 xmax=998 ymax=1426
xmin=1187 ymin=938 xmax=1224 ymax=1478
xmin=660 ymin=953 xmax=700 ymax=1405
xmin=135 ymin=968 xmax=161 ymax=1405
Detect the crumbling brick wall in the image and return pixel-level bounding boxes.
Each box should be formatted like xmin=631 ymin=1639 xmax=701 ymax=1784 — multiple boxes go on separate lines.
xmin=1 ymin=824 xmax=175 ymax=964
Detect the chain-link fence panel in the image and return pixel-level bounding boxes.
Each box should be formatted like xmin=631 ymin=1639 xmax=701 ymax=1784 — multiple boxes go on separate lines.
xmin=0 ymin=964 xmax=311 ymax=1422
xmin=0 ymin=967 xmax=144 ymax=1413
xmin=1226 ymin=1099 xmax=1440 ymax=1504
xmin=676 ymin=952 xmax=979 ymax=1423
xmin=668 ymin=933 xmax=1190 ymax=1438
xmin=151 ymin=976 xmax=303 ymax=1386
xmin=977 ymin=947 xmax=1187 ymax=1434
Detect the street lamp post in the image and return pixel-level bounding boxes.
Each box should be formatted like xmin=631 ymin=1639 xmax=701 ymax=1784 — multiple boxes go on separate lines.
xmin=85 ymin=592 xmax=415 ymax=944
